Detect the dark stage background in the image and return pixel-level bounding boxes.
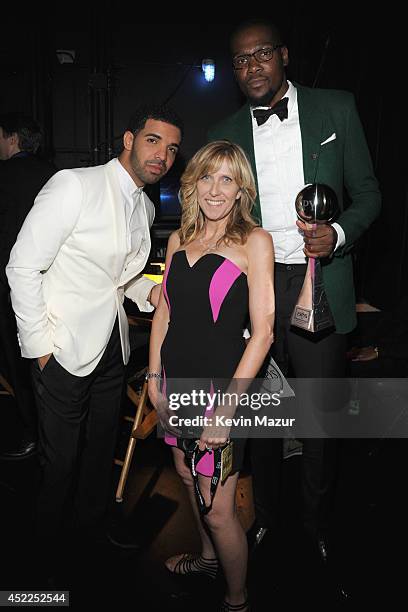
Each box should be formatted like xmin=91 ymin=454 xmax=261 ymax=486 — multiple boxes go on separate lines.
xmin=1 ymin=7 xmax=406 ymax=308
xmin=1 ymin=8 xmax=407 ymax=608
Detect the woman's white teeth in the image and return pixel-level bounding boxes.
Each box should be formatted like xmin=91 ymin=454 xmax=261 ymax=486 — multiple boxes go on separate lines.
xmin=206 ymin=199 xmax=223 ymax=205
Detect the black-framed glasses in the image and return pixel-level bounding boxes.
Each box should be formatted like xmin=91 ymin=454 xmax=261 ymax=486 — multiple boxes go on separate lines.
xmin=232 ymin=44 xmax=283 ymax=70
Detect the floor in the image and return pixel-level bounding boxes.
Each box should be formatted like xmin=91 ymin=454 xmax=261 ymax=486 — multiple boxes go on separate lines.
xmin=0 ymin=341 xmax=406 ymax=610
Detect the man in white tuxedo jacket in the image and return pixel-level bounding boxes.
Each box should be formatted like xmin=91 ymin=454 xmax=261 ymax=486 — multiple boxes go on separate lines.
xmin=6 ymin=104 xmax=183 ymax=550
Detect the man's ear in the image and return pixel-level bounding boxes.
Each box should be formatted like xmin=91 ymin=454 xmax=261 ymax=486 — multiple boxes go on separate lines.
xmin=6 ymin=131 xmax=21 ymax=156
xmin=123 ymin=130 xmax=134 ymax=151
xmin=10 ymin=132 xmax=19 ymax=146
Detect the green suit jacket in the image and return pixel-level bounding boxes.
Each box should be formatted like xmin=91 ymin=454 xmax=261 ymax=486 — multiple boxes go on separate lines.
xmin=208 ymin=84 xmax=381 ymax=333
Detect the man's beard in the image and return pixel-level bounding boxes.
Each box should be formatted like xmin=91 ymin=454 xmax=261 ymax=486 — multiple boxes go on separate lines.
xmin=130 ymin=149 xmax=165 ymax=185
xmin=247 ymin=86 xmax=279 ymax=107
xmin=246 ymin=73 xmax=286 ymax=107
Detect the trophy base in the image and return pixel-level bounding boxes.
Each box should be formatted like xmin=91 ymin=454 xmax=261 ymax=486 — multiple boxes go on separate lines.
xmin=291 ymin=304 xmax=334 ymax=333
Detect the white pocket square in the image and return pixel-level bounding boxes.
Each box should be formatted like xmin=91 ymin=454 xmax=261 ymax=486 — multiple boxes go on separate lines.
xmin=320 ymin=133 xmax=336 ymax=146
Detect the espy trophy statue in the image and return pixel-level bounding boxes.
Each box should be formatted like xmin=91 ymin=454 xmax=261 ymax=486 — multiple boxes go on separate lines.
xmin=291 ymin=184 xmax=339 ymax=332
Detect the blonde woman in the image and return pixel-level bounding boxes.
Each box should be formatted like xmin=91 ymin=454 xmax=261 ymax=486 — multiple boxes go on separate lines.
xmin=148 ymin=141 xmax=275 ymax=612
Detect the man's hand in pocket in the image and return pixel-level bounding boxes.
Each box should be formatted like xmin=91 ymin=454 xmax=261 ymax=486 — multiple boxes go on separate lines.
xmin=38 ymin=353 xmax=52 ymax=371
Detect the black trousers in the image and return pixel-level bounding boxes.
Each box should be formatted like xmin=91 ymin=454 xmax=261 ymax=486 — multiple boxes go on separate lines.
xmin=31 ymin=319 xmax=125 ymax=544
xmin=0 ymin=285 xmax=36 ymax=438
xmin=250 ymin=263 xmax=347 ymax=536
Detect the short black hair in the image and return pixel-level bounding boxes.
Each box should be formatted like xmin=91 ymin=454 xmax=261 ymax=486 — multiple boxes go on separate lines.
xmin=0 ymin=112 xmax=42 ymax=153
xmin=230 ymin=19 xmax=284 ymax=50
xmin=126 ymin=104 xmax=184 ymax=139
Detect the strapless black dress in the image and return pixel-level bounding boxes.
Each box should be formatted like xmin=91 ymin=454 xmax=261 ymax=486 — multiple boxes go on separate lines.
xmin=161 ymin=249 xmax=249 ymax=475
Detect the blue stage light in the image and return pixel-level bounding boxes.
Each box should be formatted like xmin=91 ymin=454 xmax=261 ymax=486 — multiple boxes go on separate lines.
xmin=202 ymin=58 xmax=215 ymax=82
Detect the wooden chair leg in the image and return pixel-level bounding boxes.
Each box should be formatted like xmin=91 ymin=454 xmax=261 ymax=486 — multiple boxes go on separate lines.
xmin=115 ymin=381 xmax=149 ymax=502
xmin=115 ymin=436 xmax=137 ymax=503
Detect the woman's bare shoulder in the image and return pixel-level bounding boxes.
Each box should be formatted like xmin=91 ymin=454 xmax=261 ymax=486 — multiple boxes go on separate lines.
xmin=168 ymin=230 xmax=181 ymax=250
xmin=246 ymin=227 xmax=273 ymax=249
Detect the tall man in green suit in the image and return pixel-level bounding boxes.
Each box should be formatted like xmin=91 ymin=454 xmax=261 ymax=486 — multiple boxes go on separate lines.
xmin=208 ymin=19 xmax=381 ymax=560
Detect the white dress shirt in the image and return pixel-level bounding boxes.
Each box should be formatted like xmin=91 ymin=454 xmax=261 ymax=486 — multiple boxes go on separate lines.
xmin=252 ymin=81 xmax=345 ymax=264
xmin=115 ymin=158 xmax=149 ymax=259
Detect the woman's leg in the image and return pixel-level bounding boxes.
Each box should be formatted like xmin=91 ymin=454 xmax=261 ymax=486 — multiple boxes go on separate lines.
xmin=200 ymin=470 xmax=248 ymax=606
xmin=166 ymin=446 xmax=217 ymax=572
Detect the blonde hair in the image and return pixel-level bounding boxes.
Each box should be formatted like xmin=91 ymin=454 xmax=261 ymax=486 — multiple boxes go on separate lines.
xmin=179 ymin=140 xmax=258 ymax=246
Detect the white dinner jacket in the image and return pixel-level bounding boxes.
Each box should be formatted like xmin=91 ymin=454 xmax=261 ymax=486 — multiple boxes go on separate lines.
xmin=6 ymin=158 xmax=156 ymax=376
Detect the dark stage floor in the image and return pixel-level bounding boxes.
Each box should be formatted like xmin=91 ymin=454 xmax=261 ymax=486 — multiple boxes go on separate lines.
xmin=1 ymin=377 xmax=406 ymax=611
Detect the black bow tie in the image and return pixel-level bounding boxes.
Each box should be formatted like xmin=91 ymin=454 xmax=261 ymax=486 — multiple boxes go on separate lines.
xmin=253 ymin=97 xmax=289 ymax=125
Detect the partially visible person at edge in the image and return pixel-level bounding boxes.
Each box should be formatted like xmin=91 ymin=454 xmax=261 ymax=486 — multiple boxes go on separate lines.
xmin=6 ymin=104 xmax=183 ymax=575
xmin=0 ymin=112 xmax=56 ymax=459
xmin=349 ymin=295 xmax=408 ymax=377
xmin=148 ymin=140 xmax=274 ymax=612
xmin=208 ymin=18 xmax=381 ymax=563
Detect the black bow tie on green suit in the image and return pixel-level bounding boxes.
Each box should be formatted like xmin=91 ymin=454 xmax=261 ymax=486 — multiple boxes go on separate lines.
xmin=252 ymin=97 xmax=289 ymax=125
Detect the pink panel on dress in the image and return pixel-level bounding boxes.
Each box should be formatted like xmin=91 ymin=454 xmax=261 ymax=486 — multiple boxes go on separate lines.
xmin=163 ymin=367 xmax=177 ymax=447
xmin=162 ymin=260 xmax=171 ymax=316
xmin=209 ymin=259 xmax=242 ymax=323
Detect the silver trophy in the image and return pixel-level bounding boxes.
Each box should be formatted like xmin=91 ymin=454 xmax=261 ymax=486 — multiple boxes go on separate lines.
xmin=291 ymin=184 xmax=339 ymax=332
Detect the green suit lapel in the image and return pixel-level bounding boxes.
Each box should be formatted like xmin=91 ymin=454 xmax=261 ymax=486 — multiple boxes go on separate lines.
xmin=233 ymin=103 xmax=255 ymax=165
xmin=296 ymin=85 xmax=325 ymax=185
xmin=228 ymin=103 xmax=263 ymax=224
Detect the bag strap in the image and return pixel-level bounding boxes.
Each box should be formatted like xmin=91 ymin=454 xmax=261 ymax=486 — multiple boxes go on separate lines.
xmin=190 ymin=444 xmax=222 ymax=515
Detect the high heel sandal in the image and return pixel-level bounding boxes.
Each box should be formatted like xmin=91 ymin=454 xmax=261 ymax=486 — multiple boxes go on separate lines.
xmin=219 ymin=599 xmax=250 ymax=611
xmin=165 ymin=553 xmax=218 ymax=579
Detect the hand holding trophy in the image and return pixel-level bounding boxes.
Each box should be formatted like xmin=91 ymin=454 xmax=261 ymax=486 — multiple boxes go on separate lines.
xmin=291 ymin=184 xmax=339 ymax=332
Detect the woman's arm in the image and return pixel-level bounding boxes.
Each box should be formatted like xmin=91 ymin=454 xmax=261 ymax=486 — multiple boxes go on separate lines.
xmin=148 ymin=230 xmax=180 ymax=375
xmin=233 ymin=227 xmax=275 ymax=379
xmin=200 ymin=228 xmax=275 ymax=449
xmin=148 ymin=231 xmax=180 ymax=434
